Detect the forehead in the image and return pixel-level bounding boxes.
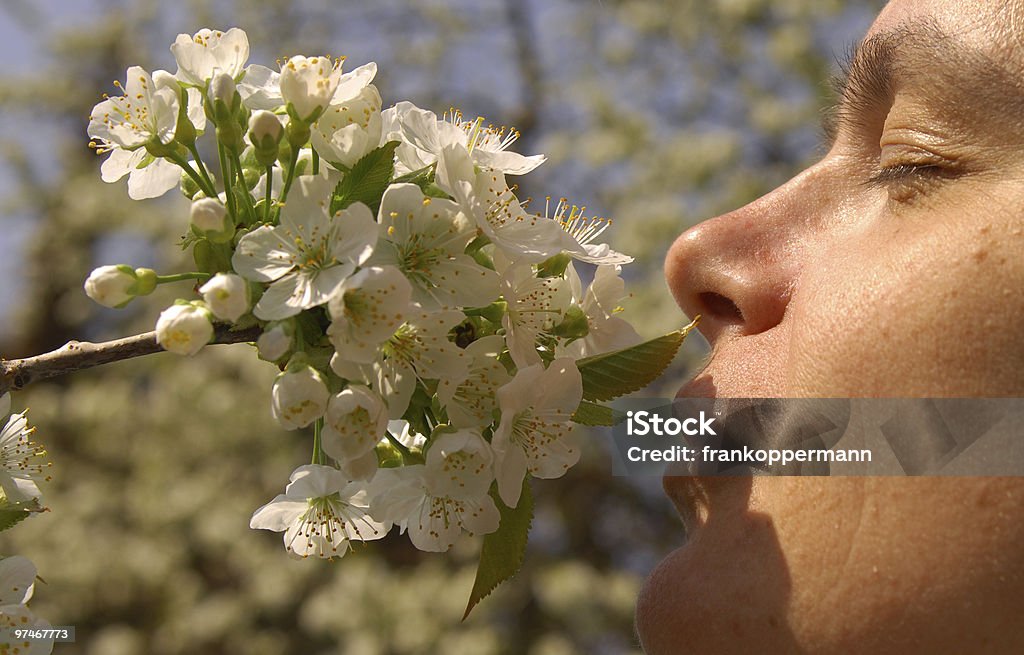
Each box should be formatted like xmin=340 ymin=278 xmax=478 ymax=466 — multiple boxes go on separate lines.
xmin=871 ymin=0 xmax=1019 ymax=53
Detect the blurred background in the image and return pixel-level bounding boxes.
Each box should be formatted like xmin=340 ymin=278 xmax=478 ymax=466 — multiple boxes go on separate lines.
xmin=0 ymin=1 xmax=881 ymax=653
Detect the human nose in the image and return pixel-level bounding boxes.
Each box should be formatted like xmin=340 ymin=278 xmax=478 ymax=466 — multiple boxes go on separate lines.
xmin=664 ymin=165 xmax=829 ymax=346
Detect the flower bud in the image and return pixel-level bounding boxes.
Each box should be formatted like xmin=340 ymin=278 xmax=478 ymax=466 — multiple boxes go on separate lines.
xmin=199 ymin=273 xmax=250 ymax=322
xmin=208 ymin=71 xmax=239 ymax=118
xmin=271 ymin=363 xmax=329 ymax=430
xmin=155 ymin=302 xmax=214 ymax=356
xmin=84 ymin=265 xmax=157 ymax=308
xmin=190 ymin=198 xmax=234 ymax=243
xmin=249 ymin=110 xmax=283 ymax=152
xmin=180 ymin=169 xmax=201 ymax=199
xmin=257 ymin=323 xmax=293 ymax=362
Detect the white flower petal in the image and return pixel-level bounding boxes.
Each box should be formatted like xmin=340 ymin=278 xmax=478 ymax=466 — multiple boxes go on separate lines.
xmin=232 ymin=225 xmax=299 ymax=283
xmin=0 ymin=556 xmax=37 ymax=606
xmin=127 ymin=158 xmax=181 ymax=200
xmin=249 ymin=495 xmax=305 ymax=531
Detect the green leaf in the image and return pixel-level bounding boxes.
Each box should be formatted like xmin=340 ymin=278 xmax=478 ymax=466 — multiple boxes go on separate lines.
xmin=331 ymin=141 xmax=400 ymax=215
xmin=464 ymin=481 xmax=533 ymax=620
xmin=0 ymin=498 xmax=42 ymax=533
xmin=575 ymin=317 xmax=700 ymax=402
xmin=571 ymin=400 xmax=626 ymax=426
xmin=0 ymin=508 xmax=30 ymax=532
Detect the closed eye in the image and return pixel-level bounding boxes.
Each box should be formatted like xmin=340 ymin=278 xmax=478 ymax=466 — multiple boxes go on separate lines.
xmin=864 ymin=163 xmax=945 ymax=188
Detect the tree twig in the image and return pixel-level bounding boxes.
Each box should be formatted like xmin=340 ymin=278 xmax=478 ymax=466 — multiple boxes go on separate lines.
xmin=0 ymin=325 xmax=262 ymax=396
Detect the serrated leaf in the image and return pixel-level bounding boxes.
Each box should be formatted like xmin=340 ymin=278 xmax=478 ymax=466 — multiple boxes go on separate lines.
xmin=576 ymin=317 xmax=700 ymax=402
xmin=0 ymin=509 xmax=29 ymax=532
xmin=571 ymin=400 xmax=626 ymax=426
xmin=0 ymin=498 xmax=42 ymax=533
xmin=463 ymin=480 xmax=533 ymax=620
xmin=331 ymin=141 xmax=400 ymax=215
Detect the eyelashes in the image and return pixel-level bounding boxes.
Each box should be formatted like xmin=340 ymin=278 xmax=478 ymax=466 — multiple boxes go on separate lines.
xmin=865 ymin=163 xmax=942 ymax=188
xmin=864 ymin=162 xmax=961 ymax=200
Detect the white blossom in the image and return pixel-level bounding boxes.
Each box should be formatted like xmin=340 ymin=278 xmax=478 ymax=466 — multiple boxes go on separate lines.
xmin=88 ymin=67 xmax=202 ymax=200
xmin=170 ymin=28 xmax=249 ymax=86
xmin=311 ymin=85 xmax=383 ymax=170
xmin=321 ymin=386 xmax=389 ymax=462
xmin=155 ymin=303 xmax=214 ymax=356
xmin=271 ymin=365 xmax=329 ymax=430
xmin=370 ymin=464 xmax=499 ymax=552
xmin=280 ymin=56 xmax=342 ymax=121
xmin=232 ymin=174 xmax=377 ymax=320
xmin=250 ymin=464 xmax=387 ymax=559
xmin=492 ymin=358 xmax=582 ymax=508
xmin=372 ymin=183 xmax=499 ymax=310
xmin=437 ymin=335 xmax=510 ymax=428
xmin=560 ymin=263 xmax=642 ymax=358
xmin=425 ymin=429 xmax=495 ymax=500
xmin=331 ymin=309 xmax=469 ymax=419
xmin=327 ymin=265 xmax=412 ymax=364
xmin=436 ymin=144 xmax=575 ymax=264
xmin=383 ymin=101 xmax=544 ymax=175
xmin=199 ymin=273 xmax=250 ymax=323
xmin=0 ymin=556 xmax=52 ymax=655
xmin=547 ymin=198 xmax=633 ymax=265
xmin=0 ymin=396 xmax=50 ymax=503
xmin=498 ymin=257 xmax=571 ymax=369
xmin=88 ymin=66 xmax=178 ymax=150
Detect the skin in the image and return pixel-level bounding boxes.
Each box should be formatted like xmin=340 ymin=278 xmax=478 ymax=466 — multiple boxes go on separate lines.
xmin=636 ymin=1 xmax=1024 ymax=653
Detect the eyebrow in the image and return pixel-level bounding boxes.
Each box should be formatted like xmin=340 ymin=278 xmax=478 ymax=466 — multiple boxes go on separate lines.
xmin=821 ymin=19 xmax=1024 ymax=146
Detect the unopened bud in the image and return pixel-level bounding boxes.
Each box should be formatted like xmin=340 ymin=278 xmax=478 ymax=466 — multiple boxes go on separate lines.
xmin=257 ymin=322 xmax=293 ymax=362
xmin=199 ymin=273 xmax=250 ymax=323
xmin=84 ymin=265 xmax=157 ymax=308
xmin=155 ymin=302 xmax=214 ymax=356
xmin=272 ymin=362 xmax=329 ymax=430
xmin=190 ymin=198 xmax=234 ymax=243
xmin=249 ymin=110 xmax=283 ymax=151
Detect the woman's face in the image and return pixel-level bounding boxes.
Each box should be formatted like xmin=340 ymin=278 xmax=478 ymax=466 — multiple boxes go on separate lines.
xmin=637 ymin=0 xmax=1024 ymax=652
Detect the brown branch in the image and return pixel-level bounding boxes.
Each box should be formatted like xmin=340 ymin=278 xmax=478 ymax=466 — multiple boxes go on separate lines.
xmin=0 ymin=325 xmax=262 ymax=396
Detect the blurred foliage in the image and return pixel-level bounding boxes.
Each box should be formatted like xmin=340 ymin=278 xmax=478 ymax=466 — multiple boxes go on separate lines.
xmin=0 ymin=0 xmax=880 ymax=652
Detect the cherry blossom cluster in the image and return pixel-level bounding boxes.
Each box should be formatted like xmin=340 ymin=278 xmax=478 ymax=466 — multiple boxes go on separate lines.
xmin=0 ymin=395 xmax=51 ymax=652
xmin=84 ymin=28 xmax=645 ymax=559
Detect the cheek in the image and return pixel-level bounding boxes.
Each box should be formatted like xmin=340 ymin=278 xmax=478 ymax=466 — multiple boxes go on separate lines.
xmin=782 ymin=213 xmax=1024 ymax=396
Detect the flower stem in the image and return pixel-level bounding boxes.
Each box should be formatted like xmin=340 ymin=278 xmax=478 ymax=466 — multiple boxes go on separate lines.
xmin=230 ymin=149 xmax=257 ymax=224
xmin=312 ymin=417 xmax=326 ymax=465
xmin=312 ymin=149 xmax=319 ymax=176
xmin=275 ymin=146 xmax=302 ymax=221
xmin=155 ymin=272 xmax=211 ymax=284
xmin=263 ymin=166 xmax=273 ymax=222
xmin=186 ymin=143 xmax=217 ymax=194
xmin=217 ymin=142 xmax=239 ymax=221
xmin=169 ymin=153 xmax=216 ymax=198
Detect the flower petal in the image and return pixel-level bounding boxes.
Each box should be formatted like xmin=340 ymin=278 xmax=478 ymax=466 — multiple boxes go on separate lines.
xmin=249 ymin=495 xmax=305 ymax=531
xmin=232 ymin=225 xmax=298 ymax=283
